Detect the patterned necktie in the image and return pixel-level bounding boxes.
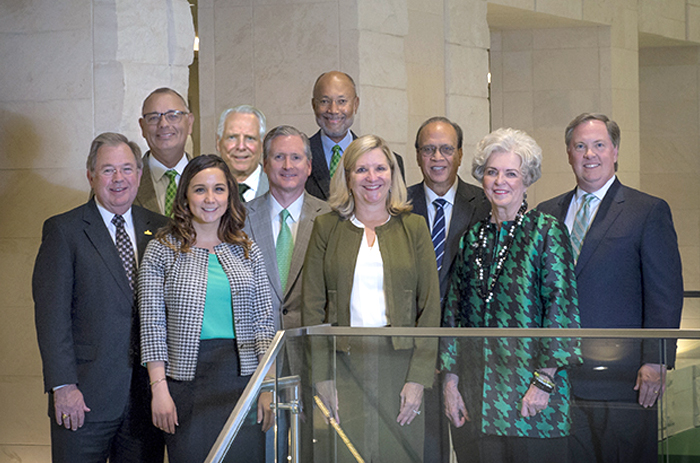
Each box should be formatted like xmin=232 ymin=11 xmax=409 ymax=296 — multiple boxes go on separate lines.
xmin=329 ymin=145 xmax=342 ymax=178
xmin=164 ymin=170 xmax=178 ymax=217
xmin=238 ymin=183 xmax=251 ymax=203
xmin=570 ymin=193 xmax=595 ymax=261
xmin=112 ymin=215 xmax=136 ymax=291
xmin=431 ymin=198 xmax=447 ymax=272
xmin=276 ymin=209 xmax=293 ymax=290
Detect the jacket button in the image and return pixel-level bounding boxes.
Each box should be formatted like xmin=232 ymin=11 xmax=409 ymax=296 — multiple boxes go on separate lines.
xmin=282 ymin=309 xmax=288 ymax=315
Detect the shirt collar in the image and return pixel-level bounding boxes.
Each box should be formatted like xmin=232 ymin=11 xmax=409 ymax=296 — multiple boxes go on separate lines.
xmin=149 ymin=151 xmax=189 ymax=181
xmin=94 ymin=197 xmax=134 ymax=228
xmin=575 ymin=175 xmax=616 ymax=203
xmin=241 ymin=164 xmax=262 ymax=191
xmin=423 ymin=179 xmax=458 ymax=206
xmin=321 ymin=130 xmax=354 ymax=155
xmin=269 ymin=191 xmax=304 ymax=223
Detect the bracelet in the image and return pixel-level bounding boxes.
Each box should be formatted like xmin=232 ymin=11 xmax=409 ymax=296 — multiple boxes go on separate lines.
xmin=150 ymin=377 xmax=166 ymax=387
xmin=537 ymin=370 xmax=556 ymax=383
xmin=531 ymin=376 xmax=554 ymax=394
xmin=533 ymin=371 xmax=555 ymax=388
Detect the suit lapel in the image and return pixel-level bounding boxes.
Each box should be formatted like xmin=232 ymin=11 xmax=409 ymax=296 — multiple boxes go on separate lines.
xmin=255 ymin=170 xmax=269 ymax=198
xmin=441 ymin=181 xmax=476 ymax=281
xmin=309 ymin=131 xmax=331 ymax=200
xmin=132 ymin=206 xmax=159 ymax=262
xmin=286 ymin=195 xmax=320 ymax=297
xmin=575 ymin=179 xmax=624 ymax=275
xmin=249 ymin=195 xmax=284 ymax=300
xmin=134 ymin=152 xmax=161 ymax=214
xmin=82 ymin=200 xmax=133 ymax=301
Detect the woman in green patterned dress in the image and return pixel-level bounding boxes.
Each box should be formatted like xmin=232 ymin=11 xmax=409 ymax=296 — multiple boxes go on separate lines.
xmin=440 ymin=128 xmax=581 ymax=463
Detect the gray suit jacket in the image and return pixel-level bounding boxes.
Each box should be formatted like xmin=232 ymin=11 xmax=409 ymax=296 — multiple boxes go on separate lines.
xmin=407 ymin=178 xmax=490 ymax=300
xmin=134 ymin=151 xmax=192 ymax=214
xmin=244 ymin=192 xmax=330 ymax=330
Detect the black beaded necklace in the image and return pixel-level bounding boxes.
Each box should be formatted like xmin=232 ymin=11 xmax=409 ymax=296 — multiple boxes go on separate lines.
xmin=474 ymin=200 xmax=528 ymax=302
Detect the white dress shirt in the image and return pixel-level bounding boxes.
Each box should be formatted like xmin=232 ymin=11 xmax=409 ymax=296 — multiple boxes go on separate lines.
xmin=148 ymin=152 xmax=189 ymax=215
xmin=240 ymin=164 xmax=263 ymax=202
xmin=423 ymin=179 xmax=458 ymax=237
xmin=269 ymin=192 xmax=304 ymax=246
xmin=95 ymin=200 xmax=139 ymax=263
xmin=564 ymin=175 xmax=616 ymax=235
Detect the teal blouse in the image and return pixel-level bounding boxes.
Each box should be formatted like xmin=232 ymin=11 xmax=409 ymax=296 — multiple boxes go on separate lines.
xmin=200 ymin=253 xmax=235 ymax=340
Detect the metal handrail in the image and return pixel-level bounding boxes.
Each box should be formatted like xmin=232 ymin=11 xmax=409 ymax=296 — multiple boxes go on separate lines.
xmin=205 ymin=325 xmax=700 ymax=462
xmin=205 ymin=330 xmax=286 ymax=463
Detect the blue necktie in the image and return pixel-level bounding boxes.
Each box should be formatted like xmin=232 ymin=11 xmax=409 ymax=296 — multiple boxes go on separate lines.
xmin=431 ymin=199 xmax=447 ymax=272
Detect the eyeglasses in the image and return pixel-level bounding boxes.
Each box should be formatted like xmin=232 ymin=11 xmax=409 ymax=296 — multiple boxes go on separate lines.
xmin=142 ymin=110 xmax=189 ymax=125
xmin=314 ymin=97 xmax=353 ymax=109
xmin=418 ymin=144 xmax=457 ymax=158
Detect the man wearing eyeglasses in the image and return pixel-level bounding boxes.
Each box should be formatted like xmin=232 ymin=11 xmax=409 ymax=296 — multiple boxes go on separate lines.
xmin=136 ymin=87 xmax=195 ymax=215
xmin=407 ymin=116 xmax=489 ymax=463
xmin=305 ymin=71 xmax=405 ymax=200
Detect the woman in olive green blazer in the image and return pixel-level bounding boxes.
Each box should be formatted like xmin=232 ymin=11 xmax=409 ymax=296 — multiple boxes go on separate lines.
xmin=302 ymin=134 xmax=440 ymax=462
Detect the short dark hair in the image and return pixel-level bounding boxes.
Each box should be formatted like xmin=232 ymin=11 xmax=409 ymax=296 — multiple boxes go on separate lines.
xmin=414 ymin=116 xmax=463 ymax=150
xmin=263 ymin=125 xmax=311 ymax=162
xmin=87 ymin=132 xmax=142 ymax=172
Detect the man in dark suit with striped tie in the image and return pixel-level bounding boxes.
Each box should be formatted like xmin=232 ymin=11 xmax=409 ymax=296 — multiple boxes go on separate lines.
xmin=407 ymin=116 xmax=490 ymax=463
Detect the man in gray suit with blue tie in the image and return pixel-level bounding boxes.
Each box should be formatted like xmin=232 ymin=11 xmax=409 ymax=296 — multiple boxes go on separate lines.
xmin=538 ymin=113 xmax=683 ymax=463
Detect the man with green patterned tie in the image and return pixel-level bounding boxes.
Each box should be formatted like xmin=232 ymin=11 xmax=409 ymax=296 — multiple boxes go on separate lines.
xmin=136 ymin=87 xmax=194 ymax=216
xmin=305 ymin=71 xmax=405 ymax=200
xmin=216 ymin=105 xmax=269 ymax=203
xmin=244 ymin=125 xmax=330 ymax=331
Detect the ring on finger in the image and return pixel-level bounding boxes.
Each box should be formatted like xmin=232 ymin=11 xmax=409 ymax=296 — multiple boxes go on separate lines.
xmin=62 ymin=413 xmax=68 ymax=420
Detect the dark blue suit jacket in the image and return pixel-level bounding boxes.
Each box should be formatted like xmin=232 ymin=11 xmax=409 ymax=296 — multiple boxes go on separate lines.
xmin=33 ymin=199 xmax=167 ymax=421
xmin=537 ymin=178 xmax=683 ymax=401
xmin=407 ymin=178 xmax=489 ymax=301
xmin=305 ymin=129 xmax=406 ymax=200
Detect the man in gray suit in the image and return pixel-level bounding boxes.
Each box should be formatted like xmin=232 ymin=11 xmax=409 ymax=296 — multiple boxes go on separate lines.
xmin=244 ymin=125 xmax=330 ymax=331
xmin=136 ymin=87 xmax=194 ymax=215
xmin=217 ymin=105 xmax=270 ymax=202
xmin=407 ymin=116 xmax=489 ymax=463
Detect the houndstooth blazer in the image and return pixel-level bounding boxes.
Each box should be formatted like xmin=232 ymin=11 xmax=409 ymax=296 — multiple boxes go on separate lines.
xmin=138 ymin=236 xmax=275 ymax=380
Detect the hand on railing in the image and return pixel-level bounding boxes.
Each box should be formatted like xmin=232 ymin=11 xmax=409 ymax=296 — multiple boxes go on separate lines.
xmin=257 ymin=390 xmax=274 ymax=432
xmin=634 ymin=363 xmax=667 ymax=408
xmin=315 ymin=379 xmax=339 ymax=424
xmin=443 ymin=372 xmax=469 ymax=427
xmin=397 ymin=382 xmax=424 ymax=426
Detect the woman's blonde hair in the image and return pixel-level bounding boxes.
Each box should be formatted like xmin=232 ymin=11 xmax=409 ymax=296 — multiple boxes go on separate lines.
xmin=329 ymin=134 xmax=411 ymax=218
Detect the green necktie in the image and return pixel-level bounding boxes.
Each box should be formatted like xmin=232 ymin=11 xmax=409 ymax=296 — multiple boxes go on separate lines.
xmin=238 ymin=183 xmax=251 ymax=203
xmin=276 ymin=209 xmax=293 ymax=290
xmin=329 ymin=145 xmax=342 ymax=178
xmin=570 ymin=193 xmax=595 ymax=261
xmin=164 ymin=170 xmax=178 ymax=217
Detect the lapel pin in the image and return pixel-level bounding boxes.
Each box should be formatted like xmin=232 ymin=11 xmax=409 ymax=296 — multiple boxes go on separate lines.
xmin=144 ymin=230 xmax=153 ymax=235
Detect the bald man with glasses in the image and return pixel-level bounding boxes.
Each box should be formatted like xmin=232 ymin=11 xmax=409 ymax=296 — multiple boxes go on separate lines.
xmin=136 ymin=87 xmax=195 ymax=215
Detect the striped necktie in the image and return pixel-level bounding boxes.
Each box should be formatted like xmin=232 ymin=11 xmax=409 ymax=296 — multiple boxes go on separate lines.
xmin=570 ymin=193 xmax=595 ymax=261
xmin=431 ymin=199 xmax=447 ymax=272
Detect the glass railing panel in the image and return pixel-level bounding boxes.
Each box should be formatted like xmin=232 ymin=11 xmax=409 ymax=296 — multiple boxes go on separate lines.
xmin=208 ymin=327 xmax=700 ymax=463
